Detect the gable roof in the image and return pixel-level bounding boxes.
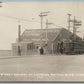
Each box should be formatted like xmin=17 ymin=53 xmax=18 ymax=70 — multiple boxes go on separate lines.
xmin=21 ymin=28 xmax=63 ymax=42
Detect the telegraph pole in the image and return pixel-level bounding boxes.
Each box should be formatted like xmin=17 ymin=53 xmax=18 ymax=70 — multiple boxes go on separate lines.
xmin=73 ymin=16 xmax=82 ymax=40
xmin=46 ymin=19 xmax=53 ymax=44
xmin=39 ymin=12 xmax=47 ymax=41
xmin=39 ymin=11 xmax=50 ymax=41
xmin=67 ymin=14 xmax=82 ymax=41
xmin=73 ymin=16 xmax=76 ymax=35
xmin=67 ymin=14 xmax=71 ymax=41
xmin=73 ymin=16 xmax=76 ymax=40
xmin=46 ymin=19 xmax=48 ymax=44
xmin=46 ymin=19 xmax=53 ymax=54
xmin=67 ymin=14 xmax=71 ymax=31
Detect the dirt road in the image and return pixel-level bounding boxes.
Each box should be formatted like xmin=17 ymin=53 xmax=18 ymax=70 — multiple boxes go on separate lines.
xmin=0 ymin=54 xmax=84 ymax=81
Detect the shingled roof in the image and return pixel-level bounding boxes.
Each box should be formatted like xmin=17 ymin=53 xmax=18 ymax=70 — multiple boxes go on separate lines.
xmin=21 ymin=28 xmax=63 ymax=42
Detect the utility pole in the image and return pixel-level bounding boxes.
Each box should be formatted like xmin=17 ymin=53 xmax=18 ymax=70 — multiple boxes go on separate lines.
xmin=73 ymin=16 xmax=76 ymax=35
xmin=67 ymin=14 xmax=71 ymax=41
xmin=67 ymin=14 xmax=71 ymax=31
xmin=73 ymin=16 xmax=82 ymax=40
xmin=46 ymin=19 xmax=48 ymax=44
xmin=67 ymin=14 xmax=82 ymax=41
xmin=73 ymin=16 xmax=76 ymax=40
xmin=39 ymin=11 xmax=50 ymax=41
xmin=46 ymin=19 xmax=53 ymax=54
xmin=46 ymin=19 xmax=53 ymax=44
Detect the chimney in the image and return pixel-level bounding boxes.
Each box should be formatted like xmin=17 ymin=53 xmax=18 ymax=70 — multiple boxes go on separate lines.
xmin=18 ymin=24 xmax=21 ymax=42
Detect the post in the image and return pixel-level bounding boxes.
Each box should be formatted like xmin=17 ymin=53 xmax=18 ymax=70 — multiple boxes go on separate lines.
xmin=45 ymin=19 xmax=53 ymax=44
xmin=67 ymin=14 xmax=71 ymax=31
xmin=73 ymin=16 xmax=76 ymax=40
xmin=67 ymin=14 xmax=71 ymax=40
xmin=39 ymin=12 xmax=49 ymax=46
xmin=46 ymin=19 xmax=48 ymax=44
xmin=41 ymin=15 xmax=43 ymax=41
xmin=39 ymin=13 xmax=47 ymax=41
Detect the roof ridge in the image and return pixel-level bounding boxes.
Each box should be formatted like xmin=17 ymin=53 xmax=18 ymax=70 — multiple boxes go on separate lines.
xmin=25 ymin=28 xmax=63 ymax=31
xmin=22 ymin=28 xmax=63 ymax=36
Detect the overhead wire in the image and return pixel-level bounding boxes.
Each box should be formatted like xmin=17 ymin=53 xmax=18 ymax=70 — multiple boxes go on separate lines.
xmin=0 ymin=14 xmax=41 ymax=23
xmin=1 ymin=2 xmax=66 ymax=28
xmin=0 ymin=14 xmax=65 ymax=28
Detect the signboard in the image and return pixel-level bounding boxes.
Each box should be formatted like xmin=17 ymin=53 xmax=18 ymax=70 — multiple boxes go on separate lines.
xmin=75 ymin=21 xmax=81 ymax=23
xmin=70 ymin=20 xmax=82 ymax=26
xmin=75 ymin=23 xmax=82 ymax=26
xmin=75 ymin=20 xmax=82 ymax=26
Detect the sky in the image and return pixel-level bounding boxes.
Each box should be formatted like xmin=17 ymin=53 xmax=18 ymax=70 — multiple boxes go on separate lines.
xmin=0 ymin=1 xmax=84 ymax=50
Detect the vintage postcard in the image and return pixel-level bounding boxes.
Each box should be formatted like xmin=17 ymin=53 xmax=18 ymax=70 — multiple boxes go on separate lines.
xmin=0 ymin=0 xmax=84 ymax=82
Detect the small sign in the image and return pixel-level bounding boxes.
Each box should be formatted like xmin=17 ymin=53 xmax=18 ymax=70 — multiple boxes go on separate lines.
xmin=75 ymin=21 xmax=81 ymax=23
xmin=75 ymin=24 xmax=82 ymax=26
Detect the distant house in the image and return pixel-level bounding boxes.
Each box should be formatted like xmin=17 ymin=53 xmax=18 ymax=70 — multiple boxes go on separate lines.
xmin=12 ymin=28 xmax=82 ymax=55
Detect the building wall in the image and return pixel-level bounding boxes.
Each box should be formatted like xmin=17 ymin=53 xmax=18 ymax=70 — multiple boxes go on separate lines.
xmin=12 ymin=43 xmax=19 ymax=56
xmin=12 ymin=42 xmax=37 ymax=56
xmin=12 ymin=29 xmax=82 ymax=55
xmin=52 ymin=29 xmax=82 ymax=54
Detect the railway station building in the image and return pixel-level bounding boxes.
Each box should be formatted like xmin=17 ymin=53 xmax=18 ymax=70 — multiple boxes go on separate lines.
xmin=12 ymin=28 xmax=82 ymax=56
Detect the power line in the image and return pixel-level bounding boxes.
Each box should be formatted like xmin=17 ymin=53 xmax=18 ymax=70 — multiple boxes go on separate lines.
xmin=0 ymin=14 xmax=65 ymax=28
xmin=53 ymin=23 xmax=65 ymax=28
xmin=0 ymin=14 xmax=41 ymax=23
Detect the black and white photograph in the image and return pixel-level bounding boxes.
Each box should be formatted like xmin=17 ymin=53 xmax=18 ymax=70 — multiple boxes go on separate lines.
xmin=0 ymin=1 xmax=84 ymax=81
